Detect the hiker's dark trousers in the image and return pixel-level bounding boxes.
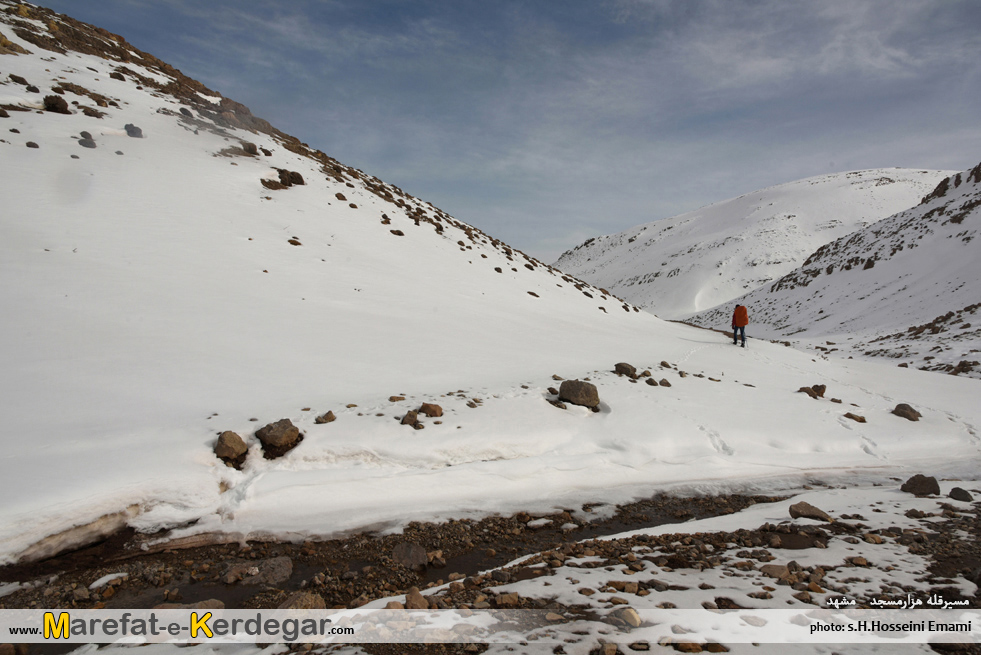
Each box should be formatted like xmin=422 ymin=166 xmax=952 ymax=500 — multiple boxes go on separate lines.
xmin=733 ymin=326 xmax=745 ymax=345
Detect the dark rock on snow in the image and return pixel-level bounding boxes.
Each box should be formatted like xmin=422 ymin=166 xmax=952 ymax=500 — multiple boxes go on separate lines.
xmin=418 ymin=403 xmax=443 ymax=418
xmin=614 ymin=362 xmax=637 ymax=378
xmin=558 ymin=380 xmax=600 ymax=409
xmin=43 ymin=94 xmax=70 ymax=114
xmin=892 ymin=404 xmax=922 ymax=421
xmin=255 ymin=419 xmax=300 ymax=449
xmin=789 ymin=501 xmax=832 ymax=522
xmin=314 ymin=410 xmax=336 ymax=424
xmin=949 ymin=487 xmax=973 ymax=502
xmin=798 ymin=387 xmax=819 ymax=399
xmin=214 ymin=431 xmax=247 ymax=461
xmin=124 ymin=123 xmax=144 ymax=138
xmin=901 ymin=474 xmax=940 ymax=496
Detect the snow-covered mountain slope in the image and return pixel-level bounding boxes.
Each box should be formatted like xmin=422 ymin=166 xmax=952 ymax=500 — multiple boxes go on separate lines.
xmin=0 ymin=1 xmax=642 ymax=558
xmin=0 ymin=2 xmax=979 ymax=567
xmin=553 ymin=169 xmax=953 ymax=319
xmin=689 ymin=163 xmax=981 ymax=377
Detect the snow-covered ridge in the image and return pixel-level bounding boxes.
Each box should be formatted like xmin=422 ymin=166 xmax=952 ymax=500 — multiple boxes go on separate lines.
xmin=553 ymin=168 xmax=952 ymax=319
xmin=688 ymin=163 xmax=981 ymax=377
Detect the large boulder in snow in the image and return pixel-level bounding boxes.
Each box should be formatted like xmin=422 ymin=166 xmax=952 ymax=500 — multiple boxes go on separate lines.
xmin=43 ymin=94 xmax=70 ymax=114
xmin=558 ymin=380 xmax=600 ymax=409
xmin=949 ymin=487 xmax=973 ymax=502
xmin=901 ymin=474 xmax=940 ymax=496
xmin=255 ymin=419 xmax=301 ymax=458
xmin=789 ymin=501 xmax=832 ymax=522
xmin=418 ymin=403 xmax=443 ymax=418
xmin=614 ymin=362 xmax=637 ymax=378
xmin=214 ymin=431 xmax=247 ymax=467
xmin=892 ymin=404 xmax=921 ymax=421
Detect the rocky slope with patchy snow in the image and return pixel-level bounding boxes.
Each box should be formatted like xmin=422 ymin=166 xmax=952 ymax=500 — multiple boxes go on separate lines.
xmin=553 ymin=169 xmax=952 ymax=319
xmin=689 ymin=163 xmax=981 ymax=378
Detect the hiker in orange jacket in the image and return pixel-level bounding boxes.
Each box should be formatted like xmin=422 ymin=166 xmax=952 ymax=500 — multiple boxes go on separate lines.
xmin=732 ymin=305 xmax=748 ymax=347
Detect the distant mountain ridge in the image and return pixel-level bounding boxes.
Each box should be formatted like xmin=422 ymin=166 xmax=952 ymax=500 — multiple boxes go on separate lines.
xmin=688 ymin=163 xmax=981 ymax=377
xmin=553 ymin=168 xmax=953 ymax=319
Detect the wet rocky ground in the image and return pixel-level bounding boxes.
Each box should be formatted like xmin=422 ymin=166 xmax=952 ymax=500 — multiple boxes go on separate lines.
xmin=0 ymin=494 xmax=774 ymax=612
xmin=1 ymin=487 xmax=979 ymax=655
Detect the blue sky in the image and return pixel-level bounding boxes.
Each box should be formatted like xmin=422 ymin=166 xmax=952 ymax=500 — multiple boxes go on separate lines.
xmin=39 ymin=0 xmax=981 ymax=261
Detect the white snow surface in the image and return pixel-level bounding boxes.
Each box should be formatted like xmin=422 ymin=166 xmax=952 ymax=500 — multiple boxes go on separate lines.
xmin=689 ymin=164 xmax=981 ymax=377
xmin=553 ymin=168 xmax=952 ymax=319
xmin=0 ymin=4 xmax=979 ymax=569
